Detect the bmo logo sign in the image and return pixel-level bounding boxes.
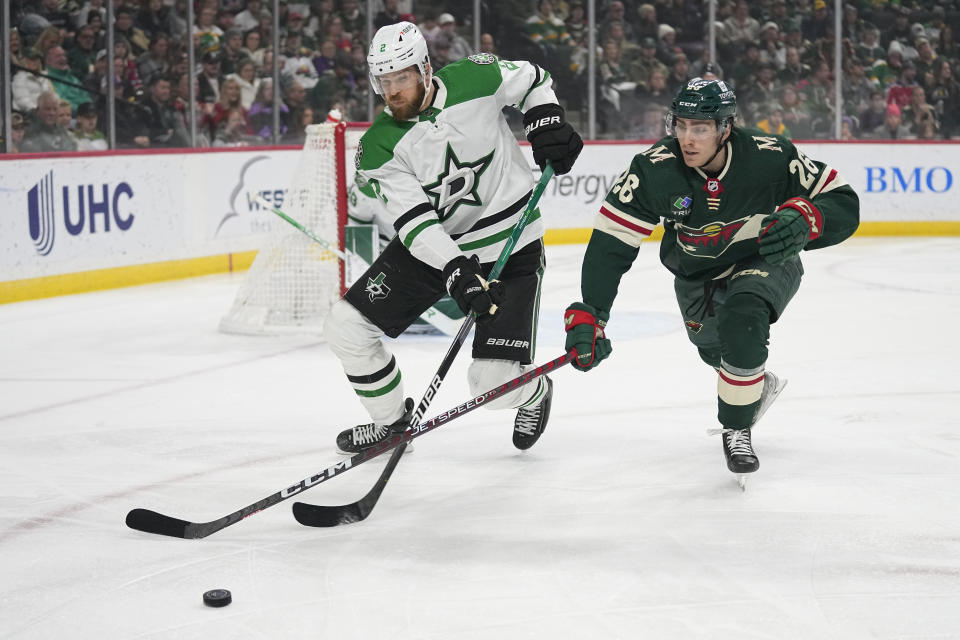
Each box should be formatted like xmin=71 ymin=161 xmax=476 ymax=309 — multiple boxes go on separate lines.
xmin=865 ymin=166 xmax=953 ymax=193
xmin=27 ymin=170 xmax=135 ymax=256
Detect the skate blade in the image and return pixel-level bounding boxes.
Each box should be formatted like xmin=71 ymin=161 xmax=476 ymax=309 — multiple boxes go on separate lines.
xmin=737 ymin=474 xmax=747 ymax=491
xmin=336 ymin=443 xmax=414 ymax=456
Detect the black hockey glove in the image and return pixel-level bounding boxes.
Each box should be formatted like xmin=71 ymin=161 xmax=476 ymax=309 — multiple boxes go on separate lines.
xmin=523 ymin=103 xmax=583 ymax=175
xmin=443 ymin=255 xmax=505 ymax=322
xmin=758 ymin=197 xmax=824 ymax=265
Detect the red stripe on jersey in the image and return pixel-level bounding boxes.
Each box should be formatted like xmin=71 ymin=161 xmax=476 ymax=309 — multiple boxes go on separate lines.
xmin=599 ymin=205 xmax=653 ymax=236
xmin=718 ymin=370 xmax=765 ymax=386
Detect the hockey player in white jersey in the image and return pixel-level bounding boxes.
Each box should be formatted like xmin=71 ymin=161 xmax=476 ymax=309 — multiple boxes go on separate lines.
xmin=326 ymin=21 xmax=582 ymax=454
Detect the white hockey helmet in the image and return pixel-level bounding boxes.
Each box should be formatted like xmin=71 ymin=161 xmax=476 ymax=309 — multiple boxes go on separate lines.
xmin=367 ymin=21 xmax=431 ymax=95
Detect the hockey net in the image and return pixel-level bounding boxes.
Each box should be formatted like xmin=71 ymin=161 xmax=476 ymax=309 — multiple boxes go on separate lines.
xmin=219 ymin=122 xmax=363 ymax=336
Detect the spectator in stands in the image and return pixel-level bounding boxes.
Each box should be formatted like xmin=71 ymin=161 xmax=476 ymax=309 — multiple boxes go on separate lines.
xmin=782 ymin=22 xmax=812 ymax=66
xmin=628 ymin=36 xmax=667 ymax=87
xmin=887 ymin=61 xmax=919 ymax=109
xmin=140 ymin=74 xmax=189 ymax=147
xmin=913 ymin=37 xmax=937 ymax=80
xmin=341 ymin=0 xmax=366 ymax=39
xmin=20 ymin=90 xmax=78 ymax=152
xmin=938 ymin=24 xmax=958 ymax=63
xmin=665 ymin=51 xmax=690 ymax=95
xmin=221 ymin=29 xmax=246 ymax=75
xmin=12 ymin=49 xmax=54 ymax=113
xmin=282 ymin=105 xmax=316 ymax=144
xmin=802 ymin=0 xmax=830 ymax=43
xmin=213 ymin=107 xmax=262 ymax=146
xmin=242 ymin=29 xmax=263 ymax=62
xmin=565 ymin=1 xmax=588 ymax=48
xmin=598 ymin=40 xmax=631 ymax=135
xmin=730 ymin=42 xmax=763 ymax=90
xmin=194 ymin=5 xmax=223 ymax=54
xmin=115 ymin=7 xmax=150 ymax=56
xmin=374 ymin=0 xmax=402 ymax=30
xmin=249 ymin=77 xmax=289 ymax=139
xmin=230 ymin=58 xmax=261 ymax=110
xmin=755 ymin=102 xmax=791 ymax=137
xmin=207 ymin=75 xmax=250 ymax=137
xmin=886 ymin=6 xmax=913 ymax=50
xmin=842 ymin=57 xmax=873 ymax=118
xmin=858 ymin=90 xmax=888 ymax=133
xmin=314 ymin=39 xmax=338 ymax=75
xmin=840 ymin=3 xmax=865 ymax=46
xmin=779 ymin=83 xmax=813 ymax=138
xmin=840 ymin=115 xmax=856 ymax=140
xmin=45 ymin=45 xmax=93 ymax=112
xmin=927 ymin=59 xmax=960 ymax=138
xmin=430 ymin=34 xmax=453 ymax=71
xmin=234 ymin=0 xmax=262 ymax=33
xmin=634 ymin=3 xmax=659 ymax=44
xmin=73 ymin=101 xmax=108 ymax=150
xmin=480 ymin=33 xmax=497 ymax=55
xmin=68 ymin=25 xmax=99 ymax=81
xmin=216 ymin=8 xmax=237 ymax=36
xmin=855 ymin=26 xmax=885 ymax=67
xmin=305 ymin=0 xmax=336 ymax=40
xmin=32 ymin=27 xmax=63 ymax=58
xmin=286 ymin=13 xmax=316 ymax=50
xmin=870 ymin=102 xmax=913 ymax=139
xmin=284 ymin=79 xmax=308 ymax=112
xmin=636 ymin=68 xmax=671 ymax=108
xmin=600 ymin=1 xmax=634 ymax=44
xmin=902 ymin=86 xmax=938 ymax=137
xmin=9 ymin=27 xmax=24 ymax=68
xmin=136 ymin=0 xmax=171 ymax=39
xmin=36 ymin=1 xmax=71 ymax=34
xmin=170 ymin=71 xmax=210 ymax=146
xmin=723 ymin=0 xmax=760 ymax=48
xmin=8 ymin=112 xmax=26 ymax=152
xmin=437 ymin=13 xmax=472 ymax=62
xmin=57 ymin=99 xmax=73 ymax=130
xmin=655 ymin=24 xmax=678 ymax=66
xmin=283 ymin=32 xmax=320 ymax=89
xmin=758 ymin=22 xmax=785 ymax=70
xmin=113 ymin=38 xmax=143 ymax=93
xmin=198 ymin=50 xmax=224 ymax=104
xmin=137 ymin=33 xmax=170 ymax=87
xmin=348 ymin=42 xmax=369 ymax=80
xmin=605 ymin=21 xmax=639 ymax=65
xmin=741 ymin=61 xmax=779 ymax=122
xmin=75 ymin=0 xmax=106 ymax=33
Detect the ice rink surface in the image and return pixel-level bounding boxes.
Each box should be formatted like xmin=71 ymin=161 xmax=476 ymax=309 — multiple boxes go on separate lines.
xmin=1 ymin=238 xmax=959 ymax=639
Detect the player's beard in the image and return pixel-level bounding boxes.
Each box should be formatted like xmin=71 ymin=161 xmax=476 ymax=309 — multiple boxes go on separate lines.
xmin=387 ymin=82 xmax=426 ymax=121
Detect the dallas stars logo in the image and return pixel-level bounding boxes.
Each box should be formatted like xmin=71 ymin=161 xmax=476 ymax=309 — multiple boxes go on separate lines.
xmin=422 ymin=144 xmax=494 ymax=220
xmin=365 ymin=272 xmax=391 ymax=302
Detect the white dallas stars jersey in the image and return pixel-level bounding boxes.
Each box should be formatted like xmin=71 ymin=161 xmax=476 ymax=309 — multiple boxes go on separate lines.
xmin=354 ymin=54 xmax=558 ymax=270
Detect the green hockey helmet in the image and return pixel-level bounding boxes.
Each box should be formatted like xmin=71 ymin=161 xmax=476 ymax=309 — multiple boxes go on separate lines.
xmin=666 ymin=78 xmax=737 ymax=136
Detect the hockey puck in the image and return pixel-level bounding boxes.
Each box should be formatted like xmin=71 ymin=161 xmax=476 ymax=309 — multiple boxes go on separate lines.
xmin=202 ymin=589 xmax=232 ymax=608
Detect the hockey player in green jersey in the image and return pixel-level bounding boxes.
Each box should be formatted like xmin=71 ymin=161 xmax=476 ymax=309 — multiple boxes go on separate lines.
xmin=564 ymin=78 xmax=859 ymax=482
xmin=326 ymin=22 xmax=583 ymax=454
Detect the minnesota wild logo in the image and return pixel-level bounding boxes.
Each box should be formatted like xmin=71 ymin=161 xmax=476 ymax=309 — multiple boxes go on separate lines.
xmin=365 ymin=272 xmax=391 ymax=302
xmin=422 ymin=144 xmax=494 ymax=220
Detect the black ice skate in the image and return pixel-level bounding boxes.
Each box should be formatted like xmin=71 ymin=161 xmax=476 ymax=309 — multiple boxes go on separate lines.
xmin=336 ymin=398 xmax=414 ymax=455
xmin=512 ymin=376 xmax=553 ymax=450
xmin=722 ymin=427 xmax=758 ymax=491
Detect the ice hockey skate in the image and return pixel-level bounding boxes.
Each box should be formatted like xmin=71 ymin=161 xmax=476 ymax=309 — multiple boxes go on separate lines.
xmin=708 ymin=371 xmax=786 ymax=490
xmin=513 ymin=376 xmax=553 ymax=450
xmin=336 ymin=398 xmax=414 ymax=455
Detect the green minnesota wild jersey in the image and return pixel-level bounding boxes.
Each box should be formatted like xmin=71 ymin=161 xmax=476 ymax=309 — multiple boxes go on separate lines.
xmin=583 ymin=127 xmax=860 ymax=312
xmin=354 ymin=54 xmax=557 ymax=270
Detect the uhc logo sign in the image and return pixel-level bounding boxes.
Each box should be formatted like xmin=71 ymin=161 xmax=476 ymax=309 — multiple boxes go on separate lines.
xmin=27 ymin=170 xmax=135 ymax=256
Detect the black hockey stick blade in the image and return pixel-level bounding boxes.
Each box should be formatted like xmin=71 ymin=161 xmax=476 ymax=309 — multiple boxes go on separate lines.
xmin=292 ymin=442 xmax=408 ymax=526
xmin=291 ymin=350 xmax=573 ymax=528
xmin=125 ymin=508 xmax=194 ymax=539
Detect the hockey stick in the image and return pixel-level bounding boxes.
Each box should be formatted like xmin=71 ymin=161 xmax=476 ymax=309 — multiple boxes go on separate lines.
xmin=253 ymin=195 xmax=462 ymax=336
xmin=124 ymin=350 xmax=573 ymax=538
xmin=291 ymin=165 xmax=556 ymax=528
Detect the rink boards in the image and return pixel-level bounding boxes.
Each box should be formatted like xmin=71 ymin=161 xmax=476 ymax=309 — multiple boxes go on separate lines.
xmin=2 ymin=138 xmax=959 ymax=303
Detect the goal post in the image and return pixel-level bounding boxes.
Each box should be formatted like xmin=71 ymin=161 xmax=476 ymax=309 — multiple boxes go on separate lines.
xmin=219 ymin=122 xmax=363 ymax=336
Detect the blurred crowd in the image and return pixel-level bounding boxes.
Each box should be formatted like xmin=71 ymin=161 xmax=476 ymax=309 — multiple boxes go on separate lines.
xmin=4 ymin=0 xmax=960 ymax=153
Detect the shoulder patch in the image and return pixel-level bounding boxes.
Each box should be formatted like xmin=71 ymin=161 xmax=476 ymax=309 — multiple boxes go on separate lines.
xmin=468 ymin=53 xmax=497 ymax=65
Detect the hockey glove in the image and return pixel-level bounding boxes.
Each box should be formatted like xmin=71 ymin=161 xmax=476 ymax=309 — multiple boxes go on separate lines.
xmin=564 ymin=302 xmax=612 ymax=372
xmin=523 ymin=103 xmax=583 ymax=175
xmin=443 ymin=255 xmax=505 ymax=322
xmin=758 ymin=197 xmax=824 ymax=265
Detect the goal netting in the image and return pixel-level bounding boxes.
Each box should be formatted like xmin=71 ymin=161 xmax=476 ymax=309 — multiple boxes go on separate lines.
xmin=219 ymin=123 xmax=351 ymax=336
